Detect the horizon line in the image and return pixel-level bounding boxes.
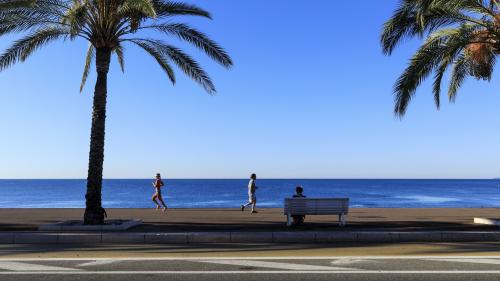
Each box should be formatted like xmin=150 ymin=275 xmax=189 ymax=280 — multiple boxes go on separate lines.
xmin=0 ymin=178 xmax=498 ymax=180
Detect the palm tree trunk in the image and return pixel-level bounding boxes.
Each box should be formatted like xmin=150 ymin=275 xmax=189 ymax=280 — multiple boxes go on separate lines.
xmin=84 ymin=47 xmax=111 ymax=225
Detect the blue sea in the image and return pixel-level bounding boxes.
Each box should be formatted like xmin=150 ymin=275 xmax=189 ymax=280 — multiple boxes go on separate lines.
xmin=0 ymin=179 xmax=500 ymax=208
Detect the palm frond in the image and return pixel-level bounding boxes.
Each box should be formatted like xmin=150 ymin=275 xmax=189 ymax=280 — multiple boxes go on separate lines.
xmin=62 ymin=1 xmax=87 ymax=39
xmin=393 ymin=41 xmax=443 ymax=116
xmin=161 ymin=43 xmax=215 ymax=94
xmin=427 ymin=26 xmax=481 ymax=108
xmin=129 ymin=39 xmax=176 ymax=84
xmin=0 ymin=27 xmax=69 ymax=70
xmin=114 ymin=44 xmax=125 ymax=73
xmin=0 ymin=0 xmax=35 ymax=10
xmin=432 ymin=60 xmax=447 ymax=109
xmin=80 ymin=43 xmax=94 ymax=92
xmin=448 ymin=54 xmax=470 ymax=102
xmin=144 ymin=23 xmax=232 ymax=67
xmin=152 ymin=0 xmax=211 ymax=19
xmin=0 ymin=0 xmax=74 ymax=39
xmin=118 ymin=0 xmax=157 ymax=19
xmin=381 ymin=0 xmax=489 ymax=55
xmin=392 ymin=25 xmax=475 ymax=116
xmin=129 ymin=38 xmax=215 ymax=93
xmin=0 ymin=0 xmax=68 ymax=20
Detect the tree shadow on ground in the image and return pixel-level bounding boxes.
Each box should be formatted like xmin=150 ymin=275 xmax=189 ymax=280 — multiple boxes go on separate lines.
xmin=131 ymin=221 xmax=498 ymax=232
xmin=0 ymin=242 xmax=500 ymax=257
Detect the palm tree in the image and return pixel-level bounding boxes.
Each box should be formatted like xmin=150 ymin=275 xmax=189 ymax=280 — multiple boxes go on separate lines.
xmin=0 ymin=0 xmax=232 ymax=224
xmin=381 ymin=0 xmax=500 ymax=117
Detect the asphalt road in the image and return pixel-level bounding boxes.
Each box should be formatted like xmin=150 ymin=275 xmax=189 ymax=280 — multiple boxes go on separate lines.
xmin=0 ymin=257 xmax=499 ymax=280
xmin=0 ymin=243 xmax=499 ymax=280
xmin=1 ymin=242 xmax=500 ymax=258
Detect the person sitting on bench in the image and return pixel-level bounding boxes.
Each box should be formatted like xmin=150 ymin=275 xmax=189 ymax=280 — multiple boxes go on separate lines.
xmin=292 ymin=186 xmax=306 ymax=225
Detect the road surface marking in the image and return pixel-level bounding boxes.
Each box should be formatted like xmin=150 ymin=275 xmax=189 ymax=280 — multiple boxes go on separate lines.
xmin=1 ymin=256 xmax=499 ymax=261
xmin=331 ymin=258 xmax=373 ymax=265
xmin=426 ymin=258 xmax=500 ymax=265
xmin=195 ymin=259 xmax=359 ymax=271
xmin=77 ymin=260 xmax=118 ymax=267
xmin=1 ymin=270 xmax=500 ymax=274
xmin=0 ymin=261 xmax=79 ymax=271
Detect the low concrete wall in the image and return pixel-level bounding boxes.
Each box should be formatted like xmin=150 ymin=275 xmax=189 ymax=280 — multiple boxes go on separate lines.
xmin=1 ymin=231 xmax=499 ymax=244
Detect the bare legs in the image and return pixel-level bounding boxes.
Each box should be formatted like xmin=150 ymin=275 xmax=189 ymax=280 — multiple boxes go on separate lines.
xmin=241 ymin=197 xmax=257 ymax=213
xmin=251 ymin=198 xmax=256 ymax=213
xmin=152 ymin=193 xmax=167 ymax=212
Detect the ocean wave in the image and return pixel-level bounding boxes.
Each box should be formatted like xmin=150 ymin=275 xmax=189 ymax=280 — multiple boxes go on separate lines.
xmin=180 ymin=200 xmax=236 ymax=206
xmin=14 ymin=201 xmax=85 ymax=208
xmin=395 ymin=195 xmax=459 ymax=204
xmin=350 ymin=204 xmax=366 ymax=208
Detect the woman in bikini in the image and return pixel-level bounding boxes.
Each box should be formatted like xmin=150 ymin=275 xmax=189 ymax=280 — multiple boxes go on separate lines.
xmin=152 ymin=173 xmax=167 ymax=212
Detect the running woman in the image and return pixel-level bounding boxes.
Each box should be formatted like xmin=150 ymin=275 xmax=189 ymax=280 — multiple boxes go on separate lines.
xmin=152 ymin=173 xmax=167 ymax=212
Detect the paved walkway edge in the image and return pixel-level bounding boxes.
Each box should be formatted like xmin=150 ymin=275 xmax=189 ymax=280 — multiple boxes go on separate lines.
xmin=0 ymin=231 xmax=499 ymax=244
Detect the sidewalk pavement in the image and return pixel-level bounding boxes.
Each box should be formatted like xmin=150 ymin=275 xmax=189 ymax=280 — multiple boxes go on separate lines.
xmin=0 ymin=208 xmax=498 ymax=244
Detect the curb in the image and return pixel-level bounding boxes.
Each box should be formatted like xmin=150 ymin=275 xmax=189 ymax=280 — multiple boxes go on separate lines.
xmin=0 ymin=231 xmax=499 ymax=244
xmin=38 ymin=219 xmax=142 ymax=231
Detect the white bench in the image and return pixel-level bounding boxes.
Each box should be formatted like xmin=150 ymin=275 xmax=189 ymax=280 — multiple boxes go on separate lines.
xmin=284 ymin=198 xmax=349 ymax=227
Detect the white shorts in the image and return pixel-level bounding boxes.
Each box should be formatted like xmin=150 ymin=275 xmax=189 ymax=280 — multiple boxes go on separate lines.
xmin=248 ymin=193 xmax=256 ymax=203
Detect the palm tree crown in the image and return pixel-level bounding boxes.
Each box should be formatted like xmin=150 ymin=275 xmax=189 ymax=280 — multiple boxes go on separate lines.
xmin=381 ymin=0 xmax=500 ymax=116
xmin=0 ymin=0 xmax=232 ymax=92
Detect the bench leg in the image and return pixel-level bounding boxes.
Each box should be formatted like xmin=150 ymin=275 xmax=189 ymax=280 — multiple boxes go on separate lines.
xmin=339 ymin=214 xmax=346 ymax=227
xmin=286 ymin=214 xmax=291 ymax=227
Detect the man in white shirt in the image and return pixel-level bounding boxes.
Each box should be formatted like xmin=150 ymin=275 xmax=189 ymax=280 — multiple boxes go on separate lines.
xmin=241 ymin=173 xmax=258 ymax=213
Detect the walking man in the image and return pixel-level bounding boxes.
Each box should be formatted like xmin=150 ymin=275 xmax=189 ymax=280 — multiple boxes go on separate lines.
xmin=241 ymin=173 xmax=258 ymax=213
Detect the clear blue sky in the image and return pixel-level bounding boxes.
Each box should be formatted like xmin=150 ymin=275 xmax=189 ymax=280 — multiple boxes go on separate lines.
xmin=1 ymin=0 xmax=499 ymax=179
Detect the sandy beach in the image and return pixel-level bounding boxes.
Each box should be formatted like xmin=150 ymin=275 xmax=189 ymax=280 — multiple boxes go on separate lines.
xmin=0 ymin=208 xmax=498 ymax=232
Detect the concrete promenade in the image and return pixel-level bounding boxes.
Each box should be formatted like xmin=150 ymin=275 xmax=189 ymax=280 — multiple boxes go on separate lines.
xmin=0 ymin=208 xmax=499 ymax=244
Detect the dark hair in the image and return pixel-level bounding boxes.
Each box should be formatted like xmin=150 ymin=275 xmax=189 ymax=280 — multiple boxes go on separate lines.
xmin=296 ymin=186 xmax=303 ymax=194
xmin=250 ymin=173 xmax=256 ymax=179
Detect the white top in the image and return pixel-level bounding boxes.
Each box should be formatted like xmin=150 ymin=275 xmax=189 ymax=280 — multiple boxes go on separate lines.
xmin=248 ymin=179 xmax=256 ymax=195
